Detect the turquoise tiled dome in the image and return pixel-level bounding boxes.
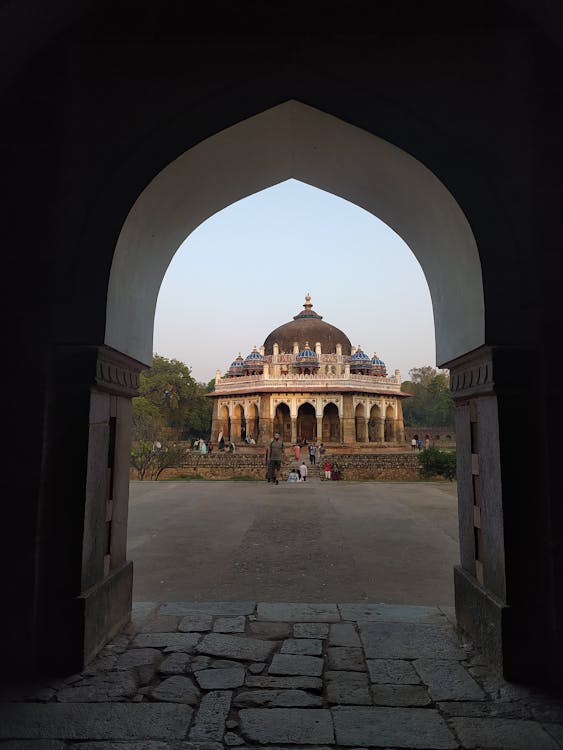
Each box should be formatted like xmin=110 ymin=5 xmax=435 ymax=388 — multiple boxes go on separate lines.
xmin=244 ymin=346 xmax=264 ymax=369
xmin=229 ymin=353 xmax=245 ymax=375
xmin=296 ymin=342 xmax=319 ymax=364
xmin=350 ymin=347 xmax=372 ymax=369
xmin=371 ymin=353 xmax=387 ymax=375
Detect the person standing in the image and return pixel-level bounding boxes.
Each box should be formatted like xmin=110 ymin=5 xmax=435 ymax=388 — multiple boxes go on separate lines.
xmin=411 ymin=437 xmax=417 ymax=451
xmin=293 ymin=443 xmax=301 ymax=462
xmin=308 ymin=442 xmax=316 ymax=465
xmin=417 ymin=438 xmax=422 ymax=451
xmin=299 ymin=461 xmax=308 ymax=481
xmin=267 ymin=432 xmax=284 ymax=485
xmin=319 ymin=443 xmax=325 ymax=457
xmin=200 ymin=439 xmax=207 ymax=454
xmin=323 ymin=460 xmax=332 ymax=480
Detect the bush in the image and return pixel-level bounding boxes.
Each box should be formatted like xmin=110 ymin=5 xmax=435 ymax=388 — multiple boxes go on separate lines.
xmin=418 ymin=446 xmax=456 ymax=480
xmin=130 ymin=441 xmax=187 ymax=480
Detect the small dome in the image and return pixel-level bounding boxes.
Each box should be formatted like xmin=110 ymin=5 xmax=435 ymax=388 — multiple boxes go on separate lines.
xmin=371 ymin=353 xmax=387 ymax=376
xmin=229 ymin=353 xmax=245 ymax=376
xmin=244 ymin=346 xmax=264 ymax=369
xmin=349 ymin=346 xmax=372 ymax=370
xmin=296 ymin=342 xmax=319 ymax=364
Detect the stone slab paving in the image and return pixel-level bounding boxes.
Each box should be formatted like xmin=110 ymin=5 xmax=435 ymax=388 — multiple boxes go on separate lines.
xmin=2 ymin=602 xmax=563 ymax=750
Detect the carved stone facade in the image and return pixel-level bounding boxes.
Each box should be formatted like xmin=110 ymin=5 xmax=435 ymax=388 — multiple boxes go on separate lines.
xmin=209 ymin=297 xmax=407 ymax=446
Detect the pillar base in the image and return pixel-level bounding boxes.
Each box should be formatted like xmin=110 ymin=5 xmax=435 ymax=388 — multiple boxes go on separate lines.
xmin=43 ymin=560 xmax=133 ymax=675
xmin=454 ymin=565 xmax=554 ymax=684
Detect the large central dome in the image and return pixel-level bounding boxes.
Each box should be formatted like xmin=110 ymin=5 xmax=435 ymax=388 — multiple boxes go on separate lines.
xmin=263 ymin=295 xmax=352 ymax=355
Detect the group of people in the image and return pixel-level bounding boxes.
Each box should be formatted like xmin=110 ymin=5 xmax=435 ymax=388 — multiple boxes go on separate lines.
xmin=292 ymin=440 xmax=324 ymax=464
xmin=192 ymin=438 xmax=212 ymax=454
xmin=287 ymin=462 xmax=308 ymax=482
xmin=266 ymin=433 xmax=341 ymax=483
xmin=411 ymin=436 xmax=431 ymax=451
xmin=323 ymin=460 xmax=341 ymax=480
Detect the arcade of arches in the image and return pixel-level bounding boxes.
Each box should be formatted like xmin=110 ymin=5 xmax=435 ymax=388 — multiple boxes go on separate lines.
xmin=3 ymin=4 xmax=563 ymax=691
xmin=210 ymin=296 xmax=407 ymax=446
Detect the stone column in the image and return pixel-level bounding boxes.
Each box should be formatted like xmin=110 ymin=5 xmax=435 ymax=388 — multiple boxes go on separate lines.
xmin=211 ymin=400 xmax=222 ymax=442
xmin=36 ymin=345 xmax=143 ymax=673
xmin=447 ymin=346 xmax=553 ymax=683
xmin=291 ymin=417 xmax=297 ymax=444
xmin=316 ymin=415 xmax=323 ymax=442
xmin=396 ymin=401 xmax=405 ymax=443
xmin=230 ymin=417 xmax=241 ymax=443
xmin=376 ymin=417 xmax=385 ymax=442
xmin=360 ymin=417 xmax=369 ymax=442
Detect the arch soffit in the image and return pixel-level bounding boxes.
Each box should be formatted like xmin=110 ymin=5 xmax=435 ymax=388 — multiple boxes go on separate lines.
xmin=106 ymin=100 xmax=484 ymax=367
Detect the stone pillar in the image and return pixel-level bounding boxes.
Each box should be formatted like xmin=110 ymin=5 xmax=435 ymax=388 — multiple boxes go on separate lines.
xmin=396 ymin=401 xmax=405 ymax=443
xmin=36 ymin=345 xmax=143 ymax=673
xmin=376 ymin=417 xmax=385 ymax=442
xmin=342 ymin=418 xmax=355 ymax=443
xmin=211 ymin=417 xmax=223 ymax=442
xmin=316 ymin=415 xmax=323 ymax=442
xmin=211 ymin=400 xmax=222 ymax=442
xmin=447 ymin=346 xmax=554 ymax=683
xmin=230 ymin=418 xmax=241 ymax=442
xmin=360 ymin=417 xmax=369 ymax=442
xmin=291 ymin=418 xmax=297 ymax=444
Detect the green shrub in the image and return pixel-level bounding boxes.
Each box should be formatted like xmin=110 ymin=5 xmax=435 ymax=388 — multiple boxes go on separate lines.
xmin=418 ymin=446 xmax=456 ymax=480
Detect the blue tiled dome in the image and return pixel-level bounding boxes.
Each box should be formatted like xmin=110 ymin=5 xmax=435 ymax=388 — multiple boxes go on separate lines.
xmin=350 ymin=347 xmax=372 ymax=368
xmin=296 ymin=342 xmax=319 ymax=364
xmin=229 ymin=353 xmax=245 ymax=376
xmin=371 ymin=353 xmax=387 ymax=375
xmin=244 ymin=346 xmax=264 ymax=369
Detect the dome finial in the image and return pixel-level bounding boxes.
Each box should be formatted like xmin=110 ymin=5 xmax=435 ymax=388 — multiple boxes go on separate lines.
xmin=304 ymin=293 xmax=312 ymax=310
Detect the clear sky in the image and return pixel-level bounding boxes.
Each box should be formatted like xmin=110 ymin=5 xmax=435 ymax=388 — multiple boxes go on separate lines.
xmin=153 ymin=179 xmax=436 ymax=384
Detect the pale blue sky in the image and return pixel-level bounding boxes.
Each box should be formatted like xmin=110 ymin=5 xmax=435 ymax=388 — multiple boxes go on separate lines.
xmin=154 ymin=179 xmax=436 ymax=384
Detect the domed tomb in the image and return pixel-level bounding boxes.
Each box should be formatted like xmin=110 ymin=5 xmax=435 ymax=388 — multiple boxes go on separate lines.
xmin=263 ymin=294 xmax=352 ymax=355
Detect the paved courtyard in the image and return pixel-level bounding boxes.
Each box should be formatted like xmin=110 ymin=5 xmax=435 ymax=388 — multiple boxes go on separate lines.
xmin=128 ymin=480 xmax=459 ymax=605
xmin=2 ymin=601 xmax=563 ymax=749
xmin=2 ymin=482 xmax=562 ymax=748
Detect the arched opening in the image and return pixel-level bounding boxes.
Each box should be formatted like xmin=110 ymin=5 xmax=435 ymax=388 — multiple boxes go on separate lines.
xmin=274 ymin=403 xmax=291 ymax=443
xmin=297 ymin=402 xmax=316 ymax=442
xmin=106 ymin=101 xmax=483 ymax=367
xmin=38 ymin=100 xmax=519 ymax=680
xmin=323 ymin=403 xmax=341 ymax=443
xmin=355 ymin=403 xmax=366 ymax=442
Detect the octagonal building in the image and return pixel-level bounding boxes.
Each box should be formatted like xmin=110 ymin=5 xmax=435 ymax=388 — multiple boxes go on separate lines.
xmin=209 ymin=295 xmax=408 ymax=446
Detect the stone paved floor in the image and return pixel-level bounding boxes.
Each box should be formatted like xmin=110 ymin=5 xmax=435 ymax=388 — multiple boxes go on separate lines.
xmin=1 ymin=602 xmax=562 ymax=749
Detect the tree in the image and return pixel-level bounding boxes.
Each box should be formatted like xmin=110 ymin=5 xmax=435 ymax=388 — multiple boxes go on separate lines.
xmin=132 ymin=354 xmax=213 ymax=441
xmin=401 ymin=367 xmax=455 ymax=427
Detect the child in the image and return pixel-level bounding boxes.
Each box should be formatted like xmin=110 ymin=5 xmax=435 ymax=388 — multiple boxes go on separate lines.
xmin=323 ymin=460 xmax=331 ymax=480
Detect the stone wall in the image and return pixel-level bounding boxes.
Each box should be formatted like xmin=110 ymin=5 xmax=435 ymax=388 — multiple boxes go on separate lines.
xmin=403 ymin=426 xmax=456 ymax=445
xmin=325 ymin=453 xmax=422 ymax=481
xmin=143 ymin=452 xmax=424 ymax=481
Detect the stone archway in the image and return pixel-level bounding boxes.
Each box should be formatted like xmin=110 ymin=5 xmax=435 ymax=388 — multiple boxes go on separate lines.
xmin=106 ymin=101 xmax=483 ymax=367
xmin=323 ymin=403 xmax=341 ymax=443
xmin=274 ymin=403 xmax=291 ymax=443
xmin=29 ymin=100 xmax=547 ymax=684
xmin=297 ymin=403 xmax=316 ymax=442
